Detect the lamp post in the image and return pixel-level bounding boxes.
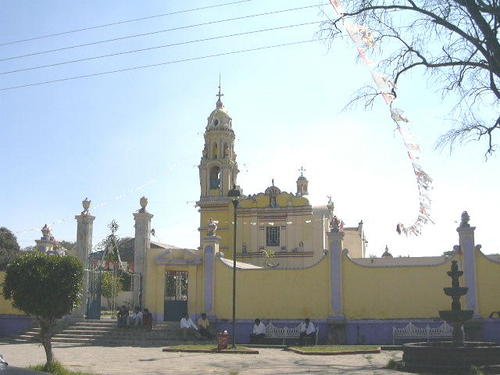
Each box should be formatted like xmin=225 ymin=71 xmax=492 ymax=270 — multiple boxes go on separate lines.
xmin=227 ymin=184 xmax=240 ymax=348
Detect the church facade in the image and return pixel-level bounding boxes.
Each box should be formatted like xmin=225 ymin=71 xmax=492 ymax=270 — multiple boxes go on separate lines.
xmin=2 ymin=89 xmax=499 ymax=344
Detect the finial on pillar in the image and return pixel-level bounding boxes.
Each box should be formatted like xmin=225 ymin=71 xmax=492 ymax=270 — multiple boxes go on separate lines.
xmin=139 ymin=196 xmax=148 ymax=213
xmin=82 ymin=197 xmax=91 ymax=215
xmin=460 ymin=211 xmax=470 ymax=228
xmin=216 ymin=74 xmax=224 ymax=109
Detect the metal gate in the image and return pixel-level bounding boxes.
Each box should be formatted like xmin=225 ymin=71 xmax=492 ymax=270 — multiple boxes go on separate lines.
xmin=164 ymin=271 xmax=188 ymax=321
xmin=86 ymin=269 xmax=102 ymax=319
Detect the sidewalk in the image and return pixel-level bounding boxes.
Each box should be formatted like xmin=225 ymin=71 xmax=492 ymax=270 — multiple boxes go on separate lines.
xmin=0 ymin=343 xmax=411 ymax=374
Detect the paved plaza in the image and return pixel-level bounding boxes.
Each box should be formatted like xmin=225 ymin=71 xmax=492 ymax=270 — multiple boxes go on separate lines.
xmin=0 ymin=343 xmax=412 ymax=375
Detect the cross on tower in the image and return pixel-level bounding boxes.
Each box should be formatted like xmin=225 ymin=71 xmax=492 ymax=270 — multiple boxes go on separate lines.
xmin=216 ymin=74 xmax=224 ymax=108
xmin=298 ymin=166 xmax=306 ymax=177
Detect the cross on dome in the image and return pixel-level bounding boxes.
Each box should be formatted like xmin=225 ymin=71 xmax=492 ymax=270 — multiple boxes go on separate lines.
xmin=216 ymin=74 xmax=224 ymax=109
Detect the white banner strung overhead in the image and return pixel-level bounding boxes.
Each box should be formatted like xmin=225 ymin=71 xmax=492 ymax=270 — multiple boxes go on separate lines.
xmin=328 ymin=0 xmax=434 ymax=236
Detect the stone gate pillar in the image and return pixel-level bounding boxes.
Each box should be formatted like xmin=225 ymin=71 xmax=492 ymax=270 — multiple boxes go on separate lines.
xmin=457 ymin=211 xmax=479 ymax=317
xmin=74 ymin=198 xmax=95 ymax=318
xmin=202 ymin=222 xmax=221 ymax=319
xmin=133 ymin=196 xmax=153 ymax=309
xmin=327 ymin=216 xmax=346 ymax=344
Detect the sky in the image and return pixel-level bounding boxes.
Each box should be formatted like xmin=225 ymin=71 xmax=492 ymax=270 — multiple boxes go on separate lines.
xmin=1 ymin=0 xmax=499 ymax=257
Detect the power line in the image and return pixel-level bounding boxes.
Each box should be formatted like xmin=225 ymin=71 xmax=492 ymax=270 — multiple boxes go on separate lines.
xmin=0 ymin=21 xmax=320 ymax=75
xmin=0 ymin=37 xmax=326 ymax=92
xmin=0 ymin=0 xmax=253 ymax=47
xmin=0 ymin=3 xmax=328 ymax=62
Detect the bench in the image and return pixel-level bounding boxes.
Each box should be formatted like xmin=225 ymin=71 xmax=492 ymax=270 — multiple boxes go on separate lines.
xmin=253 ymin=322 xmax=319 ymax=345
xmin=392 ymin=322 xmax=453 ymax=344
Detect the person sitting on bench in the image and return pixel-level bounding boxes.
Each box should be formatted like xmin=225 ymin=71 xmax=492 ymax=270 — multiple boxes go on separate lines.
xmin=180 ymin=313 xmax=200 ymax=340
xmin=299 ymin=318 xmax=316 ymax=345
xmin=197 ymin=313 xmax=213 ymax=339
xmin=250 ymin=318 xmax=266 ymax=342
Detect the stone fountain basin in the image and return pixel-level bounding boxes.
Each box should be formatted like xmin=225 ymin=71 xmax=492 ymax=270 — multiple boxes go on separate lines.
xmin=439 ymin=309 xmax=473 ymax=322
xmin=443 ymin=287 xmax=468 ymax=296
xmin=403 ymin=341 xmax=500 ymax=371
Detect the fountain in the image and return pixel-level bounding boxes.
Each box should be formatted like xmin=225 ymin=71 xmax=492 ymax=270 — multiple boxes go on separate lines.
xmin=403 ymin=259 xmax=500 ymax=372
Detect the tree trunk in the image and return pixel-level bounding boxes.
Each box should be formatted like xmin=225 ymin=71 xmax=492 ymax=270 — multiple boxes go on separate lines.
xmin=38 ymin=318 xmax=55 ymax=366
xmin=42 ymin=338 xmax=53 ymax=365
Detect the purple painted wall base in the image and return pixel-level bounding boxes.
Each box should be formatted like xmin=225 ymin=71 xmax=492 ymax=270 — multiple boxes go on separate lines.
xmin=211 ymin=318 xmax=500 ymax=345
xmin=214 ymin=319 xmax=329 ymax=344
xmin=0 ymin=315 xmax=33 ymax=337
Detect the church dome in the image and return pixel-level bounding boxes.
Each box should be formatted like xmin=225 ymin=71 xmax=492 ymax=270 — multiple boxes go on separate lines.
xmin=206 ymin=106 xmax=232 ymax=131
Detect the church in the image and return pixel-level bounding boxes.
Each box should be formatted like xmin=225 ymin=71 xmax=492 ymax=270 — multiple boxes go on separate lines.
xmin=121 ymin=88 xmax=498 ymax=343
xmin=196 ymin=86 xmax=366 ymax=268
xmin=1 ymin=87 xmax=499 ymax=345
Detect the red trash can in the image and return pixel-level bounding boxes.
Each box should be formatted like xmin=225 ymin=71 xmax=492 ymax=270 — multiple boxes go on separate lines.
xmin=217 ymin=330 xmax=230 ymax=351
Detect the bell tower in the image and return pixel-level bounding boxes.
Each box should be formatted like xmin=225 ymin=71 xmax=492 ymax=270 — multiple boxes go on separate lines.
xmin=199 ymin=82 xmax=239 ymax=199
xmin=198 ymin=81 xmax=240 ymax=253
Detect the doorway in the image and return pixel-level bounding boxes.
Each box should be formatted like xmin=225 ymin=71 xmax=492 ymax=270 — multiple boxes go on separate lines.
xmin=164 ymin=271 xmax=188 ymax=321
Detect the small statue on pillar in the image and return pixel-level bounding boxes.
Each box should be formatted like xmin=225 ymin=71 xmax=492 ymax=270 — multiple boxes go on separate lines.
xmin=139 ymin=196 xmax=148 ymax=213
xmin=81 ymin=197 xmax=91 ymax=215
xmin=207 ymin=218 xmax=218 ymax=237
xmin=330 ymin=216 xmax=343 ymax=233
xmin=460 ymin=211 xmax=470 ymax=228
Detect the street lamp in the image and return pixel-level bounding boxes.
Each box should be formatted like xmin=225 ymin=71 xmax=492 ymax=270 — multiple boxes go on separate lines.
xmin=227 ymin=184 xmax=240 ymax=348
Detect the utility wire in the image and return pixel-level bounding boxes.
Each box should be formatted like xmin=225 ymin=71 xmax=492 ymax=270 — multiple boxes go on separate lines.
xmin=0 ymin=0 xmax=253 ymax=47
xmin=0 ymin=3 xmax=328 ymax=62
xmin=0 ymin=21 xmax=320 ymax=75
xmin=0 ymin=38 xmax=326 ymax=92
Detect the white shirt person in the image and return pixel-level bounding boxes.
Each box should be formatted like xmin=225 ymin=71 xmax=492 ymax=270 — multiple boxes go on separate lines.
xmin=250 ymin=318 xmax=266 ymax=340
xmin=299 ymin=318 xmax=316 ymax=345
xmin=180 ymin=313 xmax=199 ymax=339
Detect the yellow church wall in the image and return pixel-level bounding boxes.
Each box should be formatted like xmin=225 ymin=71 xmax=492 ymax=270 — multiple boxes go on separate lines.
xmin=476 ymin=250 xmax=500 ymax=317
xmin=343 ymin=256 xmax=452 ymax=319
xmin=0 ymin=272 xmax=24 ymax=315
xmin=213 ymin=256 xmax=331 ymax=319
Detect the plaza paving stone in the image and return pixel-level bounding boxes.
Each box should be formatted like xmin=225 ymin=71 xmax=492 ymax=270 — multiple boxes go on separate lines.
xmin=0 ymin=343 xmax=413 ymax=374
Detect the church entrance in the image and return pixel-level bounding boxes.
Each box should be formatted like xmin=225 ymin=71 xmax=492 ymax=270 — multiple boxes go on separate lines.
xmin=164 ymin=271 xmax=188 ymax=321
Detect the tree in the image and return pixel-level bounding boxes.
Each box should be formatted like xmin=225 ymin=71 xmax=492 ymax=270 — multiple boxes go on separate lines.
xmin=101 ymin=271 xmax=122 ymax=310
xmin=323 ymin=0 xmax=499 ymax=155
xmin=2 ymin=252 xmax=83 ymax=365
xmin=0 ymin=227 xmax=21 ymax=271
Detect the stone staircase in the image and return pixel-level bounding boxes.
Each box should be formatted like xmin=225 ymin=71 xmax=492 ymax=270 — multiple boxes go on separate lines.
xmin=14 ymin=319 xmax=199 ymax=347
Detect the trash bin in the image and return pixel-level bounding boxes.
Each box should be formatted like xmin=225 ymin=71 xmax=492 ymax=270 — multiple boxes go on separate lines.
xmin=217 ymin=330 xmax=230 ymax=351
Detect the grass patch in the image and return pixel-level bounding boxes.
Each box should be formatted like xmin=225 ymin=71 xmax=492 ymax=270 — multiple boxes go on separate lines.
xmin=162 ymin=344 xmax=258 ymax=354
xmin=30 ymin=361 xmax=93 ymax=375
xmin=288 ymin=345 xmax=381 ymax=355
xmin=386 ymin=358 xmax=403 ymax=370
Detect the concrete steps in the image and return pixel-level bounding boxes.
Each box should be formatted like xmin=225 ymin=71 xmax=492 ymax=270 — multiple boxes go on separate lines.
xmin=13 ymin=319 xmax=205 ymax=347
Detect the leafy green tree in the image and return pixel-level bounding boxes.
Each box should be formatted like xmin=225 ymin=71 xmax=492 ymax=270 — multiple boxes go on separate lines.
xmin=0 ymin=227 xmax=21 ymax=271
xmin=2 ymin=252 xmax=83 ymax=365
xmin=101 ymin=271 xmax=122 ymax=309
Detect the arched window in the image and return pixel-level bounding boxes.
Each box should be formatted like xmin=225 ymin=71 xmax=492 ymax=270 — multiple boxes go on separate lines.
xmin=209 ymin=166 xmax=221 ymax=189
xmin=212 ymin=143 xmax=218 ymax=159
